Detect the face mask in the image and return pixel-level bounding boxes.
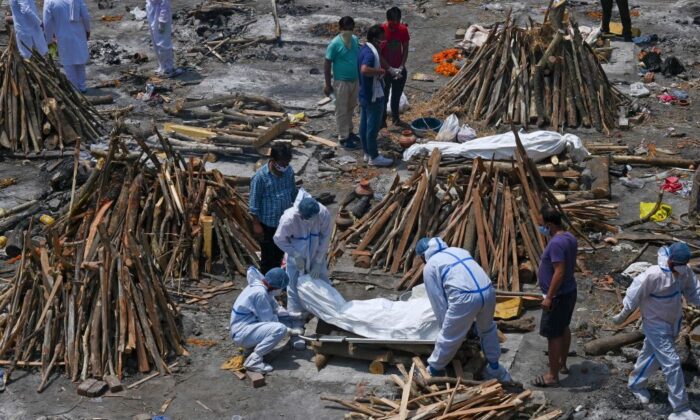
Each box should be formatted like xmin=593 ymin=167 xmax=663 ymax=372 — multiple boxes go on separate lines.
xmin=538 ymin=225 xmax=550 ymax=237
xmin=340 ymin=30 xmax=353 ymax=48
xmin=269 ymin=289 xmax=282 ymax=297
xmin=272 ymin=162 xmax=288 ymax=173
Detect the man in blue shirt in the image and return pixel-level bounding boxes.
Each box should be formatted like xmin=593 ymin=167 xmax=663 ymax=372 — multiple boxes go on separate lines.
xmin=358 ymin=25 xmax=393 ymax=167
xmin=324 ymin=16 xmax=360 ymax=150
xmin=249 ymin=143 xmax=297 ymax=273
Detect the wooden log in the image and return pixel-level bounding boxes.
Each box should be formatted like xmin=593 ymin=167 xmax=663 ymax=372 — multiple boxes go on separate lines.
xmin=86 ymin=95 xmax=114 ymax=106
xmin=611 ymin=155 xmax=698 ymax=167
xmin=583 ymin=331 xmax=644 ymax=355
xmin=588 ymin=155 xmax=610 ymax=199
xmin=253 ymin=117 xmax=289 ymax=148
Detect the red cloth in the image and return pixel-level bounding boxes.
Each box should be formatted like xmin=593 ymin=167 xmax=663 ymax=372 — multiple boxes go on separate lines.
xmin=661 ymin=176 xmax=682 ymax=193
xmin=380 ymin=22 xmax=410 ymax=68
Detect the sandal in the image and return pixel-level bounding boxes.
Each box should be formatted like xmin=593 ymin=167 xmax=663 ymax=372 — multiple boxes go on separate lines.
xmin=531 ymin=375 xmax=560 ymax=388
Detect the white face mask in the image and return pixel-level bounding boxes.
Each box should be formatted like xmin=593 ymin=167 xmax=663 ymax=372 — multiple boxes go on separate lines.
xmin=340 ymin=30 xmax=353 ymax=48
xmin=269 ymin=289 xmax=282 ymax=297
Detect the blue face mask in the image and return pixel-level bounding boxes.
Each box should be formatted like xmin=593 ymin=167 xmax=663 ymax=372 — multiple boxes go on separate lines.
xmin=273 ymin=162 xmax=289 ymax=173
xmin=538 ymin=225 xmax=550 ymax=236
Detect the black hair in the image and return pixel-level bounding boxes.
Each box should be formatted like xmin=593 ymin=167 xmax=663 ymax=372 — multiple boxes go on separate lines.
xmin=386 ymin=7 xmax=401 ymax=21
xmin=270 ymin=143 xmax=292 ymax=161
xmin=338 ymin=16 xmax=355 ymax=30
xmin=367 ymin=24 xmax=385 ymax=43
xmin=540 ymin=206 xmax=563 ymax=227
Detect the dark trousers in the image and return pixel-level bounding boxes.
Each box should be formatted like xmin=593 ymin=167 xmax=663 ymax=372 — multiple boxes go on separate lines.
xmin=382 ymin=67 xmax=408 ymax=125
xmin=259 ymin=223 xmax=284 ymax=274
xmin=601 ymin=0 xmax=632 ymax=36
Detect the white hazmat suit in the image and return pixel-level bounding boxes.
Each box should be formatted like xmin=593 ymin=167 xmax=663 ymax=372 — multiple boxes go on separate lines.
xmin=230 ymin=267 xmax=290 ymax=372
xmin=43 ymin=0 xmax=90 ymax=92
xmin=10 ymin=0 xmax=48 ymax=58
xmin=146 ymin=0 xmax=176 ymax=75
xmin=422 ymin=238 xmax=510 ymax=381
xmin=617 ymin=247 xmax=700 ymax=416
xmin=274 ymin=189 xmax=332 ymax=317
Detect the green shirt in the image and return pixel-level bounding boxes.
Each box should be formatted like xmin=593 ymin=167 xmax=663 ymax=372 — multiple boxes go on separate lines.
xmin=325 ymin=34 xmax=360 ymax=82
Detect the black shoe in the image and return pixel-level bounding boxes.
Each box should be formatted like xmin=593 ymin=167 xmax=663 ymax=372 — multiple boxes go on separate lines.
xmin=348 ymin=132 xmax=360 ymax=142
xmin=340 ymin=138 xmax=360 ymax=150
xmin=623 ymin=33 xmax=633 ymax=42
xmin=393 ymin=119 xmax=410 ymax=128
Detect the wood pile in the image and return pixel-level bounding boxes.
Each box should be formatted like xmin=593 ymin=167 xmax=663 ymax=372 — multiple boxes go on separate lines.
xmin=331 ymin=130 xmax=615 ymax=290
xmin=0 ymin=136 xmax=259 ymax=389
xmin=322 ymin=361 xmax=536 ymax=419
xmin=162 ymin=93 xmax=336 ymax=157
xmin=0 ymin=33 xmax=103 ymax=154
xmin=433 ymin=4 xmax=630 ymax=132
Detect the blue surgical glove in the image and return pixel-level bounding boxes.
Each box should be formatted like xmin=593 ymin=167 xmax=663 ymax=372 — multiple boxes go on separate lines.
xmin=310 ymin=260 xmax=325 ymax=279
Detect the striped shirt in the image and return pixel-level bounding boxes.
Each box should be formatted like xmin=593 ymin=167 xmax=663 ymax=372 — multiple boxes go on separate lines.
xmin=249 ymin=163 xmax=296 ymax=227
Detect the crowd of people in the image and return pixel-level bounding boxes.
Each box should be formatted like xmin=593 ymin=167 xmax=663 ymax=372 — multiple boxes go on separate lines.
xmin=8 ymin=0 xmax=182 ymax=93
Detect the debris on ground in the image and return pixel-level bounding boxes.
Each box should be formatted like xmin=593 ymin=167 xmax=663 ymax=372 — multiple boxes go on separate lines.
xmin=322 ymin=360 xmax=536 ymax=419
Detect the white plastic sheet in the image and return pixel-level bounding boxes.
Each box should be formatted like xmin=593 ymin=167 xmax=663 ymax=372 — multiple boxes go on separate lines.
xmin=403 ymin=130 xmax=589 ymax=163
xmin=296 ymin=274 xmax=439 ymax=340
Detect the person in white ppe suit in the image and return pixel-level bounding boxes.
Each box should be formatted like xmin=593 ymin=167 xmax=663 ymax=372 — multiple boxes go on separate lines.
xmin=10 ymin=0 xmax=49 ymax=58
xmin=612 ymin=242 xmax=700 ymax=420
xmin=230 ymin=267 xmax=296 ymax=374
xmin=416 ymin=237 xmax=512 ymax=382
xmin=43 ymin=0 xmax=90 ymax=92
xmin=274 ymin=190 xmax=332 ymax=350
xmin=146 ymin=0 xmax=183 ymax=78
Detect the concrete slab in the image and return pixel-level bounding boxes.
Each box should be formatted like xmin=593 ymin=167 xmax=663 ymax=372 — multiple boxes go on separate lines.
xmin=601 ymin=41 xmax=638 ymax=83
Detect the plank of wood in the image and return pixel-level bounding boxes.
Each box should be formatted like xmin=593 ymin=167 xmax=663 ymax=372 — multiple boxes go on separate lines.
xmin=303 ymin=132 xmax=338 ymax=148
xmin=242 ymin=109 xmax=286 ymax=117
xmin=253 ymin=117 xmax=290 ymax=148
xmin=399 ymin=363 xmax=415 ymax=420
xmin=163 ymin=123 xmax=216 ymax=140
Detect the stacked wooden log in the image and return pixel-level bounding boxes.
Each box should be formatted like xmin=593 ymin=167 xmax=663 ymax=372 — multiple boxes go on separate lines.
xmin=0 ymin=33 xmax=103 ymax=154
xmin=322 ymin=361 xmax=537 ymax=419
xmin=433 ymin=4 xmax=630 ymax=132
xmin=332 ymin=130 xmax=615 ymax=291
xmin=0 ymin=136 xmax=259 ymax=389
xmin=162 ymin=93 xmax=336 ymax=156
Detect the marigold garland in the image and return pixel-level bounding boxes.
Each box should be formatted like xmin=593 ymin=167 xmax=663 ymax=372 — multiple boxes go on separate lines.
xmin=432 ymin=48 xmax=461 ymax=76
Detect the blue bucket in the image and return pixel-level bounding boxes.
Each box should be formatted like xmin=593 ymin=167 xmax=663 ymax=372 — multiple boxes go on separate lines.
xmin=410 ymin=117 xmax=442 ymax=137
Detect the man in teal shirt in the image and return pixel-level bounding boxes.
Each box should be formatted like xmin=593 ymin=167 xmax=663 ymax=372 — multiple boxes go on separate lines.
xmin=324 ymin=16 xmax=360 ymax=150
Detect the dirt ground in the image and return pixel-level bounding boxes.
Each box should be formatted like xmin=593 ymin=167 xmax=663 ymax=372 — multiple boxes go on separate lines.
xmin=1 ymin=0 xmax=700 ymax=418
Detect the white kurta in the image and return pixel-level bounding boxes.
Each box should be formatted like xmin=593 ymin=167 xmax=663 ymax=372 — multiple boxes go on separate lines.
xmin=146 ymin=0 xmax=175 ymax=73
xmin=43 ymin=0 xmax=90 ymax=66
xmin=10 ymin=0 xmax=48 ymax=58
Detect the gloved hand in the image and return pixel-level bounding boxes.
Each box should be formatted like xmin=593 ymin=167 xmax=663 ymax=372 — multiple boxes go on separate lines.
xmin=389 ymin=67 xmax=402 ymax=78
xmin=293 ymin=256 xmax=306 ymax=271
xmin=287 ymin=327 xmax=302 ymax=337
xmin=310 ymin=260 xmax=325 ymax=279
xmin=612 ymin=309 xmax=631 ymax=325
xmin=158 ymin=21 xmax=166 ymax=34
